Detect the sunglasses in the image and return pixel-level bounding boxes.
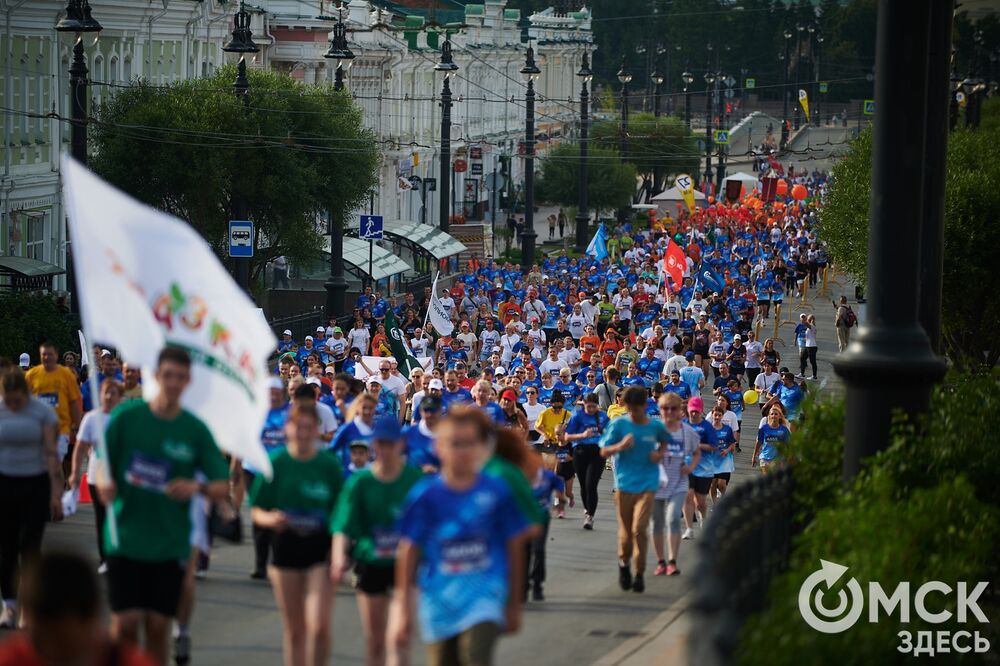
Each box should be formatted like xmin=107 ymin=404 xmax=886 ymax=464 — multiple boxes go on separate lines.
xmin=526 ymin=390 xmax=537 ymax=395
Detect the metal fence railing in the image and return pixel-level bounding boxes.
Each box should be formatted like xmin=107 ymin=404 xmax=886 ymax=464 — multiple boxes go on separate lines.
xmin=688 ymin=467 xmax=796 ymax=665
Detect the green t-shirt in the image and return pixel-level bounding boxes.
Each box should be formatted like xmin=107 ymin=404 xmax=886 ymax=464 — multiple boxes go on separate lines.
xmin=250 ymin=449 xmax=344 ymax=535
xmin=331 ymin=465 xmax=423 ymax=566
xmin=482 ymin=455 xmax=545 ymax=525
xmin=103 ymin=401 xmax=228 ymax=562
xmin=620 ymin=235 xmax=634 ymax=250
xmin=597 ymin=301 xmax=616 ymax=322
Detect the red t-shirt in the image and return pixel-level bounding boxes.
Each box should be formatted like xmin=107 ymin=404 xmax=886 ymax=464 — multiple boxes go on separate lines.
xmin=0 ymin=635 xmax=156 ymax=666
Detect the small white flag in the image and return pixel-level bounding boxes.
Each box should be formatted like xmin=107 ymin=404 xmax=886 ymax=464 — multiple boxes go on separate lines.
xmin=427 ymin=273 xmax=455 ymax=337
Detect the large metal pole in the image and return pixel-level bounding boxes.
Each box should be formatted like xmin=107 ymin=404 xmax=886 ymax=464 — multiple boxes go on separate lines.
xmin=832 ymin=0 xmax=947 ymax=481
xmin=440 ymin=75 xmax=452 ymax=234
xmin=522 ymin=76 xmax=537 ymax=272
xmin=619 ymin=82 xmax=628 ymax=162
xmin=653 ymin=81 xmax=662 ymax=118
xmin=685 ymin=85 xmax=691 ymax=129
xmin=918 ymin=0 xmax=954 ymax=355
xmin=233 ymin=57 xmax=251 ymax=294
xmin=704 ymin=78 xmax=713 ymax=188
xmin=325 ymin=62 xmax=348 ymax=318
xmin=793 ymin=29 xmax=801 ymax=130
xmin=574 ymin=72 xmax=590 ymax=252
xmin=67 ymin=36 xmax=88 ymax=314
xmin=782 ymin=37 xmax=790 ymax=129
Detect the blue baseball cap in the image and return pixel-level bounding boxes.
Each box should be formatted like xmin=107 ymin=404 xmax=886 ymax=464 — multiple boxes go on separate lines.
xmin=684 ymin=351 xmax=695 ymax=360
xmin=372 ymin=415 xmax=402 ymax=442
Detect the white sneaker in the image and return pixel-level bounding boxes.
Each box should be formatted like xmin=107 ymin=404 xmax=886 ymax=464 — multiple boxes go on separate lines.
xmin=97 ymin=562 xmax=108 ymax=575
xmin=583 ymin=514 xmax=594 ymax=530
xmin=682 ymin=528 xmax=695 ymax=540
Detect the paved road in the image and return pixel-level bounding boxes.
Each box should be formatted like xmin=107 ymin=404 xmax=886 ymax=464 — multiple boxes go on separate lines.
xmin=40 ymin=273 xmax=856 ymax=665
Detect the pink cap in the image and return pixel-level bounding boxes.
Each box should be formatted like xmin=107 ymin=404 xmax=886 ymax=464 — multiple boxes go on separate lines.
xmin=687 ymin=396 xmax=704 ymax=413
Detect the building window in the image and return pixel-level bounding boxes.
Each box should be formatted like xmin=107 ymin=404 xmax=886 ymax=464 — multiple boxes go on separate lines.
xmin=24 ymin=214 xmax=47 ymax=261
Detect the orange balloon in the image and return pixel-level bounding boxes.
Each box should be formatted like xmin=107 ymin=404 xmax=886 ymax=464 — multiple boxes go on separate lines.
xmin=707 ymin=196 xmax=715 ymax=205
xmin=776 ymin=179 xmax=789 ymax=196
xmin=791 ymin=184 xmax=808 ymax=200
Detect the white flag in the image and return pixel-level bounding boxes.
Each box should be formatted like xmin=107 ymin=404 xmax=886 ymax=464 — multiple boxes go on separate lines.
xmin=427 ymin=273 xmax=455 ymax=337
xmin=61 ymin=156 xmax=276 ymax=476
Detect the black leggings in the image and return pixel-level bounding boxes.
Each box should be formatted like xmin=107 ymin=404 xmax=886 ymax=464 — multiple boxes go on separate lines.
xmin=244 ymin=470 xmax=271 ymax=573
xmin=799 ymin=346 xmax=818 ymax=378
xmin=0 ymin=473 xmax=50 ymax=602
xmin=523 ymin=519 xmax=550 ymax=589
xmin=89 ymin=483 xmax=107 ymax=563
xmin=572 ymin=445 xmax=605 ymax=517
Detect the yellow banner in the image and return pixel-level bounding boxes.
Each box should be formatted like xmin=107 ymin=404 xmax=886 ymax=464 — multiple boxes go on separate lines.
xmin=675 ymin=173 xmax=696 ymax=214
xmin=799 ymin=89 xmax=811 ymax=123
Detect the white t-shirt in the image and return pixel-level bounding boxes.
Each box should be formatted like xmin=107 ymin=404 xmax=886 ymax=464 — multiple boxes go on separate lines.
xmin=803 ymin=325 xmax=818 ymax=348
xmin=316 ymin=401 xmax=338 ymax=435
xmin=744 ymin=341 xmax=764 ymax=368
xmin=438 ymin=296 xmax=455 ymax=316
xmin=688 ymin=298 xmax=708 ymax=315
xmin=754 ymin=370 xmax=780 ymax=394
xmin=456 ymin=331 xmax=478 ymax=354
xmin=382 ymin=373 xmax=408 ymax=399
xmin=665 ymin=302 xmax=682 ymax=320
xmin=479 ymin=329 xmax=500 ymax=357
xmin=526 ymin=328 xmax=547 ymax=348
xmin=709 ymin=342 xmax=728 ymax=368
xmin=347 ymin=327 xmax=371 ymax=355
xmin=566 ymin=314 xmax=588 ymax=339
xmin=410 ymin=337 xmax=429 ymax=357
xmin=539 ymin=358 xmax=568 ymax=377
xmin=77 ymin=409 xmax=109 ymax=480
xmin=523 ymin=402 xmax=546 ymax=441
xmin=662 ymin=334 xmax=680 ymax=351
xmin=580 ymin=300 xmax=598 ymax=324
xmin=559 ymin=347 xmax=582 ymax=370
xmin=326 ymin=336 xmax=348 ymax=360
xmin=499 ymin=334 xmax=521 ymax=364
xmin=613 ymin=294 xmax=633 ymax=320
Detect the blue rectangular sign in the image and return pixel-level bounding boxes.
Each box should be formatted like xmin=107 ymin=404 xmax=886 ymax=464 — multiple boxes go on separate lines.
xmin=360 ymin=215 xmax=384 ymax=240
xmin=229 ymin=220 xmax=253 ymax=258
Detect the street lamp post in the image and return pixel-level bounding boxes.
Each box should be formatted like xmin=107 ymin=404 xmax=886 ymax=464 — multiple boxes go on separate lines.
xmin=222 ymin=1 xmax=259 ymax=296
xmin=617 ymin=58 xmax=632 ymax=162
xmin=807 ymin=24 xmax=816 ymax=124
xmin=56 ymin=0 xmax=102 ymax=314
xmin=651 ymin=70 xmax=665 ymax=118
xmin=815 ymin=33 xmax=824 ymax=125
xmin=682 ymin=66 xmax=694 ymax=129
xmin=574 ymin=53 xmax=593 ymax=252
xmin=715 ymin=72 xmax=729 ymax=191
xmin=832 ymin=0 xmax=947 ymax=481
xmin=520 ymin=43 xmax=541 ymax=274
xmin=703 ymin=68 xmax=716 ymax=189
xmin=435 ymin=35 xmax=459 ymax=234
xmin=323 ymin=10 xmax=355 ymax=318
xmin=793 ymin=23 xmax=804 ymax=130
xmin=782 ymin=29 xmax=792 ymax=144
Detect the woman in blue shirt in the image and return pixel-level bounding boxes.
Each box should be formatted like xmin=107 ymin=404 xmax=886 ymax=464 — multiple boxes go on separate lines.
xmin=564 ymin=394 xmax=610 ymax=530
xmin=753 ymin=403 xmax=791 ymax=473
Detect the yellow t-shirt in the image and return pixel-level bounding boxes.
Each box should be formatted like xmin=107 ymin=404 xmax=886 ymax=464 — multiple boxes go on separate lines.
xmin=25 ymin=365 xmax=81 ymax=435
xmin=535 ymin=408 xmax=570 ymax=443
xmin=607 ymin=404 xmax=629 ymax=420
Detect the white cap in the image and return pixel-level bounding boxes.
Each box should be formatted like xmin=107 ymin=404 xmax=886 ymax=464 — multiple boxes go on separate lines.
xmin=18 ymin=353 xmax=29 ymax=368
xmin=316 ymin=326 xmax=325 ymax=332
xmin=492 ymin=346 xmax=501 ymax=353
xmin=267 ymin=377 xmax=284 ymax=390
xmin=283 ymin=329 xmax=292 ymax=336
xmin=305 ymin=335 xmax=314 ymax=341
xmin=733 ymin=334 xmax=742 ymax=340
xmin=366 ymin=375 xmax=382 ymax=385
xmin=305 ymin=377 xmax=322 ymax=387
xmin=494 ymin=366 xmax=506 ymax=376
xmin=428 ymin=378 xmax=444 ymax=390
xmin=101 ymin=349 xmax=112 ymax=358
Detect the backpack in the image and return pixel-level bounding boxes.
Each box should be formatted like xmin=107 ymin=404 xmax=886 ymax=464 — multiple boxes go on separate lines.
xmin=844 ymin=306 xmax=857 ymax=328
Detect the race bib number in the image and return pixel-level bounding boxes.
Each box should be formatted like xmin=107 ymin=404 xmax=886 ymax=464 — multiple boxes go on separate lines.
xmin=38 ymin=392 xmax=59 ymax=408
xmin=125 ymin=452 xmax=171 ymax=492
xmin=284 ymin=509 xmax=327 ymax=535
xmin=439 ymin=537 xmax=490 ymax=574
xmin=372 ymin=527 xmax=400 ymax=559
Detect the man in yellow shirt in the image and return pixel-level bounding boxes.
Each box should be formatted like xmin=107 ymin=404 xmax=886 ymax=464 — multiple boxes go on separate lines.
xmin=26 ymin=341 xmax=82 ymax=459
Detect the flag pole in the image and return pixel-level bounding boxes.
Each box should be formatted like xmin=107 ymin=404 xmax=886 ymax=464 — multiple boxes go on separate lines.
xmin=423 ymin=271 xmax=439 ymax=333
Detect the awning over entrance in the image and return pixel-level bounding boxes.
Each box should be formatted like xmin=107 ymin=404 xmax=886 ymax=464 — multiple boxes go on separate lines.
xmin=345 ymin=220 xmax=466 ymax=262
xmin=0 ymin=256 xmax=65 ymax=292
xmin=322 ymin=235 xmax=412 ymax=281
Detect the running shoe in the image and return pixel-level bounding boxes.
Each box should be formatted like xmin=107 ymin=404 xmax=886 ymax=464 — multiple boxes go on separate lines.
xmin=532 ymin=585 xmax=545 ymax=602
xmin=632 ymin=574 xmax=645 ymax=593
xmin=583 ymin=514 xmax=594 ymax=530
xmin=567 ymin=494 xmax=575 ymax=508
xmin=666 ymin=563 xmax=680 ymax=576
xmin=97 ymin=562 xmax=108 ymax=575
xmin=618 ymin=565 xmax=633 ymax=591
xmin=194 ymin=568 xmax=207 ymax=580
xmin=654 ymin=562 xmax=668 ymax=576
xmin=174 ymin=634 xmax=191 ymax=665
xmin=682 ymin=527 xmax=695 ymax=540
xmin=250 ymin=570 xmax=267 ymax=580
xmin=557 ymin=508 xmax=566 ymax=519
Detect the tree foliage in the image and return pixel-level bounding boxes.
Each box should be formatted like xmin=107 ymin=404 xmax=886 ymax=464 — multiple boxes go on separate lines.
xmin=0 ymin=293 xmax=77 ymax=363
xmin=820 ymin=101 xmax=1000 ymax=369
xmin=591 ymin=112 xmax=700 ymax=197
xmin=740 ymin=375 xmax=1000 ymax=665
xmin=91 ymin=65 xmax=380 ymax=288
xmin=535 ymin=143 xmax=637 ymax=213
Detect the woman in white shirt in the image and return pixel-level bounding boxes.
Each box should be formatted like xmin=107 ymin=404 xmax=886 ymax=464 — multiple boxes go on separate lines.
xmin=743 ymin=331 xmax=764 ymax=386
xmin=708 ymin=331 xmax=728 ymax=378
xmin=613 ymin=288 xmax=633 ymax=321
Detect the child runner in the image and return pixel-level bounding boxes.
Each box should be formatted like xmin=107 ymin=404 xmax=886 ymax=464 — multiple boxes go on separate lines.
xmin=681 ymin=397 xmax=718 ymax=540
xmin=251 ymin=401 xmax=344 ymax=666
xmin=651 ymin=393 xmax=700 ymax=577
xmin=599 ymin=387 xmax=668 ymax=594
xmin=708 ymin=406 xmax=737 ymax=506
xmin=396 ymin=407 xmax=532 ymax=666
xmin=332 ymin=416 xmax=423 ymax=666
xmin=525 ymin=453 xmax=565 ymax=601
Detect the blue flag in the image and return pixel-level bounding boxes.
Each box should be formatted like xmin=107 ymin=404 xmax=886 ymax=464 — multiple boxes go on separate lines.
xmin=586 ymin=223 xmax=609 ymax=261
xmin=697 ymin=265 xmax=726 ymax=294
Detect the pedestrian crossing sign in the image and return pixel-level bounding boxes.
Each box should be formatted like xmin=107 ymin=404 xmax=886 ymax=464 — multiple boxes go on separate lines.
xmin=819 ymin=81 xmax=828 ymax=94
xmin=745 ymin=78 xmax=756 ymax=89
xmin=714 ymin=130 xmax=730 ymax=145
xmin=863 ymin=100 xmax=875 ymax=115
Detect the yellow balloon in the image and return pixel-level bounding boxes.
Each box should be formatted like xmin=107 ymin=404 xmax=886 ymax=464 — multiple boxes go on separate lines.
xmin=743 ymin=389 xmax=759 ymax=406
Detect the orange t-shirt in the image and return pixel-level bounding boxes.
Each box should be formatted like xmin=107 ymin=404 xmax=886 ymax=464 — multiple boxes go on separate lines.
xmin=598 ymin=340 xmax=622 ymax=368
xmin=579 ymin=335 xmax=601 ymax=363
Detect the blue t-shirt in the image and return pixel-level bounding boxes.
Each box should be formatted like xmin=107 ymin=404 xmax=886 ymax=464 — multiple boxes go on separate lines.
xmin=480 ymin=401 xmax=505 ymax=424
xmin=724 ymin=389 xmax=745 ymax=419
xmin=663 ymin=382 xmax=691 ymax=399
xmin=441 ymin=388 xmax=473 ymax=411
xmin=636 ymin=357 xmax=664 ymax=386
xmin=685 ymin=418 xmax=719 ymax=478
xmin=679 ymin=365 xmax=704 ymax=397
xmin=598 ymin=417 xmax=669 ymax=493
xmin=402 ymin=423 xmax=440 ymax=471
xmin=400 ymin=475 xmax=528 ymax=642
xmin=773 ymin=383 xmax=805 ymax=420
xmin=329 ymin=421 xmax=373 ymax=473
xmin=713 ymin=424 xmax=736 ymax=474
xmin=794 ymin=323 xmax=809 ymax=348
xmin=565 ymin=409 xmax=609 ymax=448
xmin=531 ymin=468 xmax=565 ymax=512
xmin=757 ymin=423 xmax=791 ymax=461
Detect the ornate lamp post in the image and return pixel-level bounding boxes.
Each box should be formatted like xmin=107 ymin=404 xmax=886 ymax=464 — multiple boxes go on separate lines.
xmin=574 ymin=52 xmax=593 ymax=252
xmin=651 ymin=70 xmax=665 ymax=117
xmin=703 ymin=67 xmax=716 ymax=188
xmin=435 ymin=34 xmax=459 ymax=234
xmin=617 ymin=58 xmax=632 ymax=162
xmin=682 ymin=66 xmax=694 ymax=129
xmin=520 ymin=43 xmax=541 ymax=273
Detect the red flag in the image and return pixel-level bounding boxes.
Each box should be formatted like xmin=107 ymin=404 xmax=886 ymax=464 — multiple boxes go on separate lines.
xmin=761 ymin=177 xmax=778 ymax=202
xmin=662 ymin=239 xmax=687 ymax=292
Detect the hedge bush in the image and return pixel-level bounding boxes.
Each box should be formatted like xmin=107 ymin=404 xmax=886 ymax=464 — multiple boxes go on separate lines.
xmin=0 ymin=293 xmax=78 ymax=365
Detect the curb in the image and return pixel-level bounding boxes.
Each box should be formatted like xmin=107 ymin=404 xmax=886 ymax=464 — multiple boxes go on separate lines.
xmin=591 ymin=592 xmax=692 ymax=666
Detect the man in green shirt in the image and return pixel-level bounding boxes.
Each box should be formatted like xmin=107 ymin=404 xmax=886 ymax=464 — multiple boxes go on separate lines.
xmin=97 ymin=347 xmax=229 ymax=665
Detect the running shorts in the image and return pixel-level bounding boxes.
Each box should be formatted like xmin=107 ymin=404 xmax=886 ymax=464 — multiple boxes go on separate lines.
xmin=690 ymin=475 xmax=713 ymax=495
xmin=271 ymin=531 xmax=331 ymax=570
xmin=355 ymin=562 xmax=396 ymax=595
xmin=107 ymin=557 xmax=185 ymax=617
xmin=713 ymin=472 xmax=732 ymax=482
xmin=557 ymin=460 xmax=575 ymax=481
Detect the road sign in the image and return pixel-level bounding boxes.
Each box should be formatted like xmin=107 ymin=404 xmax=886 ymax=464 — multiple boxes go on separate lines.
xmin=359 ymin=215 xmax=383 ymax=240
xmin=453 ymin=159 xmax=468 ymax=173
xmin=228 ymin=220 xmax=253 ymax=258
xmin=464 ymin=179 xmax=478 ymax=204
xmin=470 ymin=146 xmax=483 ymax=159
xmin=714 ymin=130 xmax=730 ymax=145
xmin=863 ymin=99 xmax=875 ymax=115
xmin=745 ymin=78 xmax=756 ymax=89
xmin=485 ymin=171 xmax=506 ymax=191
xmin=471 ymin=162 xmax=483 ymax=175
xmin=819 ymin=81 xmax=829 ymax=94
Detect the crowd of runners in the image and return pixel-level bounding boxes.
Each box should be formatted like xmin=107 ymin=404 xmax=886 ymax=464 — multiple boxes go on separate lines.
xmin=0 ymin=171 xmax=854 ymax=666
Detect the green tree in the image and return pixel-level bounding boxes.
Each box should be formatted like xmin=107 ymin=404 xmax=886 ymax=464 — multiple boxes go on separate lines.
xmin=91 ymin=65 xmax=380 ymax=289
xmin=820 ymin=107 xmax=1000 ymax=369
xmin=535 ymin=144 xmax=637 ymax=214
xmin=591 ymin=112 xmax=700 ymax=199
xmin=0 ymin=293 xmax=77 ymax=363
